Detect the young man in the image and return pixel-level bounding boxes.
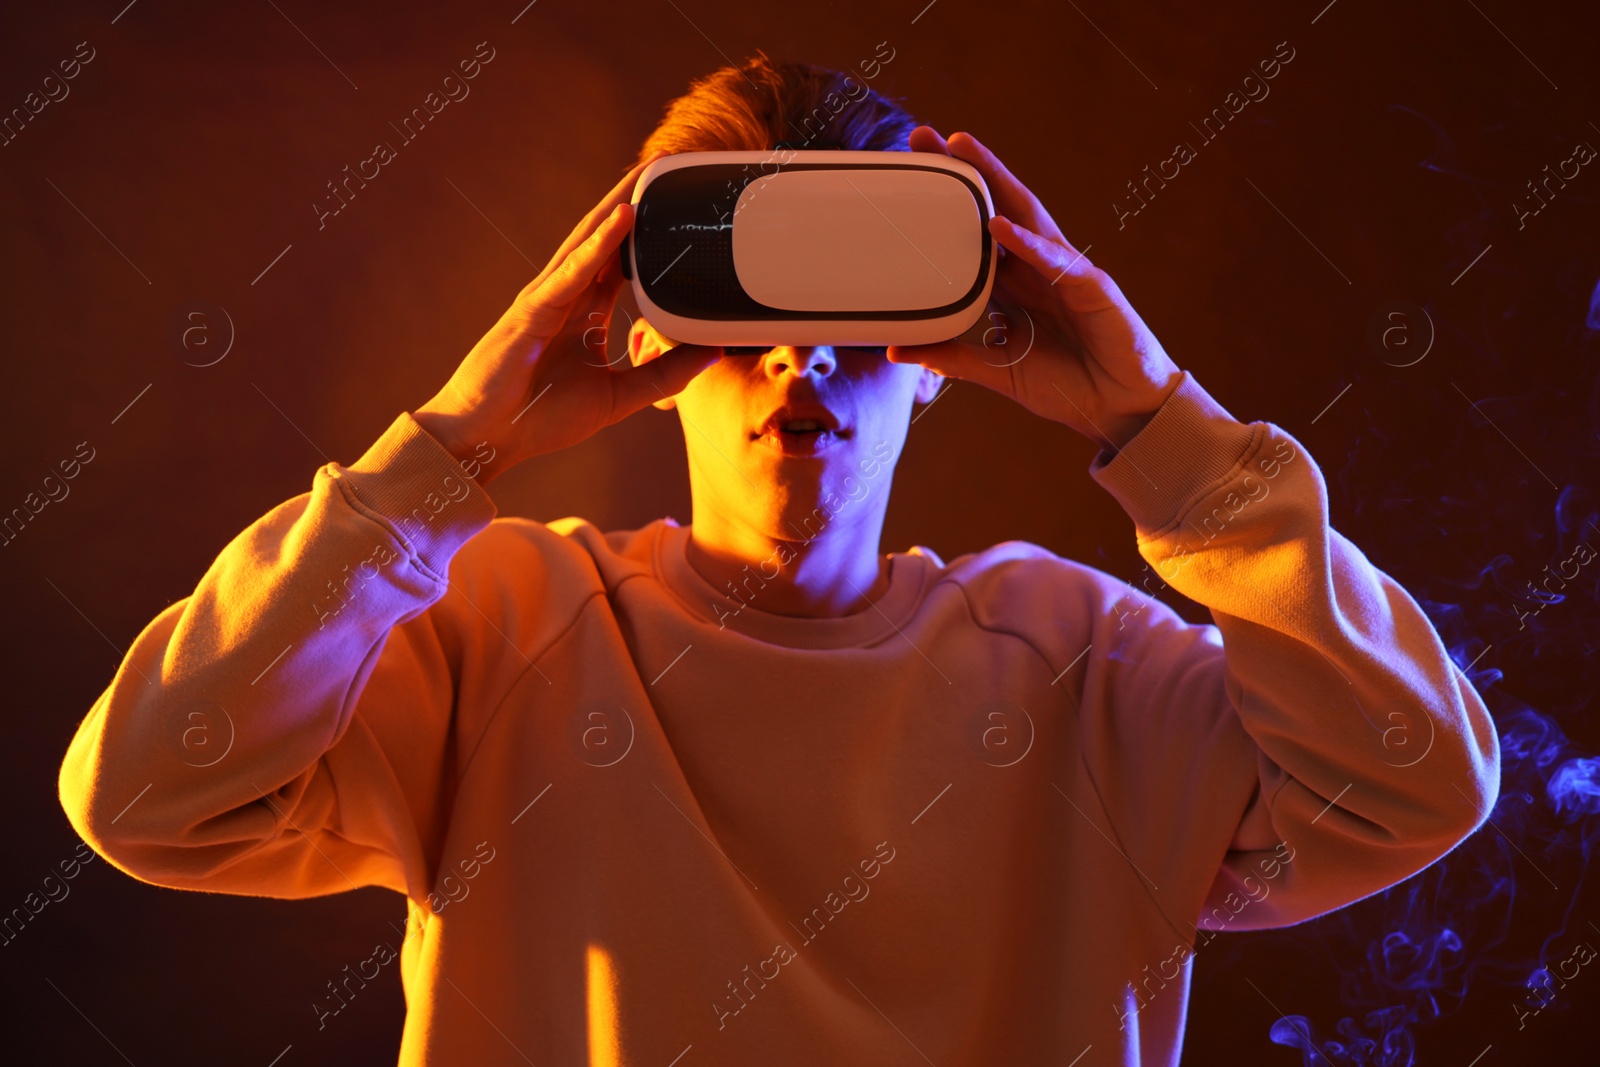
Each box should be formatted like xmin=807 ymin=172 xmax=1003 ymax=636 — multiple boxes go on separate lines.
xmin=60 ymin=57 xmax=1499 ymax=1066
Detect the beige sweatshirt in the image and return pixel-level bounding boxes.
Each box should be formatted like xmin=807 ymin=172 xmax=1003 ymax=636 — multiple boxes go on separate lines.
xmin=58 ymin=370 xmax=1500 ymax=1066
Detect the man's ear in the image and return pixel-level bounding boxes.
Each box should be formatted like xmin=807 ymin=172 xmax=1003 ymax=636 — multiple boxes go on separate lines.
xmin=914 ymin=366 xmax=945 ymax=405
xmin=628 ymin=316 xmax=680 ymax=411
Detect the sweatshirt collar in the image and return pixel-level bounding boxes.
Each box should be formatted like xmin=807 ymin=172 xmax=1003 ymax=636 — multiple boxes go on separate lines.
xmin=651 ymin=518 xmax=938 ymax=650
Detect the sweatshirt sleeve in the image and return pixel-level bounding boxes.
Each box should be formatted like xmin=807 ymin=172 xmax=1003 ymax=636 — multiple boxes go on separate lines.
xmin=57 ymin=412 xmax=499 ymax=901
xmin=1076 ymin=370 xmax=1501 ymax=932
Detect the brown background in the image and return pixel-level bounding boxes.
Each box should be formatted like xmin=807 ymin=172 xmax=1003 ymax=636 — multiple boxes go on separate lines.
xmin=3 ymin=0 xmax=1598 ymax=1063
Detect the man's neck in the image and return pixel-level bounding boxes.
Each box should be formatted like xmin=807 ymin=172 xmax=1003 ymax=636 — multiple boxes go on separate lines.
xmin=684 ymin=511 xmax=891 ymax=619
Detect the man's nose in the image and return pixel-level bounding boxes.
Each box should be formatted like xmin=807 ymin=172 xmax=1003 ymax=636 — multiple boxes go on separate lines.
xmin=763 ymin=346 xmax=836 ymax=379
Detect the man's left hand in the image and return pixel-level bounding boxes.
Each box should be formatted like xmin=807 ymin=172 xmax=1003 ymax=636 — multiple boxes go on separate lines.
xmin=888 ymin=126 xmax=1183 ymax=452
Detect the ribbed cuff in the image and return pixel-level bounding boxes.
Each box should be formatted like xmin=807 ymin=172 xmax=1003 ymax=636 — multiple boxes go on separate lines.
xmin=330 ymin=412 xmax=499 ymax=579
xmin=1087 ymin=371 xmax=1262 ymax=536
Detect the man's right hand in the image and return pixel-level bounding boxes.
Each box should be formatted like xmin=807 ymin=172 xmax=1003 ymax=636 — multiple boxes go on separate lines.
xmin=413 ymin=153 xmax=722 ymax=486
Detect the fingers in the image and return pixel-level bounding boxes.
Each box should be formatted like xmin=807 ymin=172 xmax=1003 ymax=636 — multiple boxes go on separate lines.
xmin=563 ymin=153 xmax=659 ymax=257
xmin=910 ymin=125 xmax=1006 ymax=261
xmin=570 ymin=260 xmax=632 ymax=367
xmin=989 ymin=215 xmax=1091 ymax=281
xmin=531 ymin=153 xmax=666 ymax=289
xmin=615 ymin=344 xmax=722 ymax=416
xmin=989 ymin=216 xmax=1125 ymax=317
xmin=523 ymin=202 xmax=635 ymax=323
xmin=886 ymin=338 xmax=1014 ymax=396
xmin=908 ymin=125 xmax=951 ymax=156
xmin=943 ymin=132 xmax=1067 ymax=245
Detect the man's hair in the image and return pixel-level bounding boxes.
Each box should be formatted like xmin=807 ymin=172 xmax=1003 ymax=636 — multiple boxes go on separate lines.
xmin=636 ymin=51 xmax=919 ymax=161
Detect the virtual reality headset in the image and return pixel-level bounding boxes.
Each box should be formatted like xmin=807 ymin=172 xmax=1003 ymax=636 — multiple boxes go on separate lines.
xmin=622 ymin=149 xmax=996 ymax=349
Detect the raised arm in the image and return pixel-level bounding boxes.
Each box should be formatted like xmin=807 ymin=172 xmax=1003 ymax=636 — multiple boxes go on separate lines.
xmin=58 ymin=154 xmax=724 ymax=899
xmin=58 ymin=417 xmax=500 ymax=898
xmin=888 ymin=125 xmax=1499 ymax=933
xmin=1075 ymin=374 xmax=1499 ymax=931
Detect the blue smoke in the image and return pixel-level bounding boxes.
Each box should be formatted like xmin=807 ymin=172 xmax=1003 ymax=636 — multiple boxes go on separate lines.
xmin=1266 ymin=692 xmax=1600 ymax=1065
xmin=1256 ymin=208 xmax=1599 ymax=1057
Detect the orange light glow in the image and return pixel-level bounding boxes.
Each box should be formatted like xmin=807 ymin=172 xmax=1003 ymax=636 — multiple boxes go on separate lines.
xmin=586 ymin=942 xmax=621 ymax=1067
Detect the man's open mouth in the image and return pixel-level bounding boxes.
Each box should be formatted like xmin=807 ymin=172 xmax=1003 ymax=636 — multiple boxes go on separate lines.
xmin=753 ymin=406 xmax=847 ymax=455
xmin=776 ymin=419 xmax=828 ymax=436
